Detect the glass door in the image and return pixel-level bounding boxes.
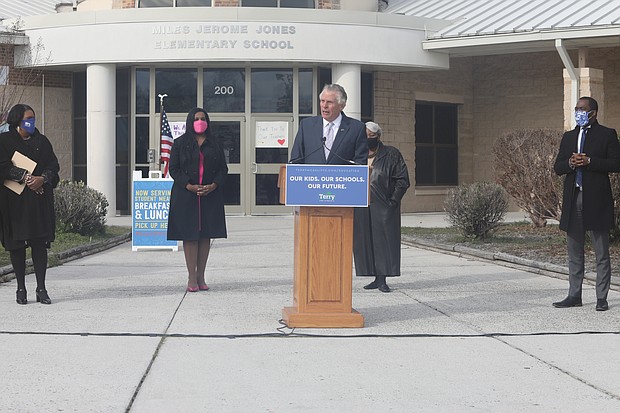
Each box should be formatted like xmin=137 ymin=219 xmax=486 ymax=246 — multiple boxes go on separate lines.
xmin=249 ymin=116 xmax=293 ymax=214
xmin=210 ymin=118 xmax=245 ymax=215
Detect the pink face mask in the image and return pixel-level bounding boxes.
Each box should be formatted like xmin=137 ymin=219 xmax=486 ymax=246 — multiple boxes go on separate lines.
xmin=194 ymin=119 xmax=208 ymax=134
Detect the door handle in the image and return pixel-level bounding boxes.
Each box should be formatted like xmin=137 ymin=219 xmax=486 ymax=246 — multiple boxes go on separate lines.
xmin=251 ymin=162 xmax=258 ymax=174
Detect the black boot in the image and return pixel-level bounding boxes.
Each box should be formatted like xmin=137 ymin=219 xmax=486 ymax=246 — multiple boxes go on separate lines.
xmin=36 ymin=289 xmax=51 ymax=305
xmin=11 ymin=248 xmax=27 ymax=305
xmin=376 ymin=275 xmax=390 ymax=293
xmin=363 ymin=279 xmax=380 ymax=290
xmin=16 ymin=289 xmax=27 ymax=305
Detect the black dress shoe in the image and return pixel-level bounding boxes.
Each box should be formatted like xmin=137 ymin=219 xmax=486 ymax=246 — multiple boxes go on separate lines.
xmin=36 ymin=289 xmax=51 ymax=305
xmin=378 ymin=283 xmax=391 ymax=293
xmin=16 ymin=289 xmax=27 ymax=305
xmin=363 ymin=281 xmax=379 ymax=290
xmin=552 ymin=296 xmax=582 ymax=308
xmin=596 ymin=299 xmax=609 ymax=311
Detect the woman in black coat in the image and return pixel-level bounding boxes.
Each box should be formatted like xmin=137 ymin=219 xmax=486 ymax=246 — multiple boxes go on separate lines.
xmin=167 ymin=108 xmax=227 ymax=292
xmin=0 ymin=104 xmax=60 ymax=305
xmin=353 ymin=121 xmax=410 ymax=293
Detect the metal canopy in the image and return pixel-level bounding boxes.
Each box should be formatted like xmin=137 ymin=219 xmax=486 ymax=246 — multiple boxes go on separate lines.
xmin=386 ymin=0 xmax=620 ymax=56
xmin=0 ymin=0 xmax=60 ymax=20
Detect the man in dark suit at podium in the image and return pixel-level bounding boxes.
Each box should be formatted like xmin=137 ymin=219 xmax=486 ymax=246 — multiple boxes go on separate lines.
xmin=290 ymin=84 xmax=368 ymax=165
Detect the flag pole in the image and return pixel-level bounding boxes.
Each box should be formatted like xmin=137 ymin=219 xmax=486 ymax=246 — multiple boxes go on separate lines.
xmin=158 ymin=93 xmax=168 ymax=169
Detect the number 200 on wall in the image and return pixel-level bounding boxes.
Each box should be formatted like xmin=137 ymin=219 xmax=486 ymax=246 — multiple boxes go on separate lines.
xmin=214 ymin=86 xmax=234 ymax=95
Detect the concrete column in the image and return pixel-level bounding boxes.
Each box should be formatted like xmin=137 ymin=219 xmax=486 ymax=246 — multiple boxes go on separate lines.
xmin=331 ymin=64 xmax=361 ymax=120
xmin=579 ymin=67 xmax=605 ymax=123
xmin=86 ymin=64 xmax=116 ymax=217
xmin=563 ymin=67 xmax=605 ymax=129
xmin=562 ymin=69 xmax=576 ymax=131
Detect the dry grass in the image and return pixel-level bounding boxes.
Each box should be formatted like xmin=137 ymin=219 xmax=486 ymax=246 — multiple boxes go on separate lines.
xmin=402 ymin=222 xmax=620 ymax=273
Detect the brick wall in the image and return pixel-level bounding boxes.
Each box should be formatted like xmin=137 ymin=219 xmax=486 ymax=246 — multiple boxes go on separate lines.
xmin=588 ymin=47 xmax=620 ymax=131
xmin=214 ymin=0 xmax=240 ymax=6
xmin=318 ymin=0 xmax=339 ymax=9
xmin=471 ymin=51 xmax=565 ymax=187
xmin=0 ymin=44 xmax=11 ymax=66
xmin=374 ymin=57 xmax=475 ymax=212
xmin=9 ymin=70 xmax=71 ymax=88
xmin=374 ymin=51 xmax=573 ymax=212
xmin=17 ymin=86 xmax=73 ymax=180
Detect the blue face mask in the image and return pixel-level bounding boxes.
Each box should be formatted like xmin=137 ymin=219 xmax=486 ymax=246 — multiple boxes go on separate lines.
xmin=575 ymin=110 xmax=591 ymax=127
xmin=20 ymin=118 xmax=36 ymax=135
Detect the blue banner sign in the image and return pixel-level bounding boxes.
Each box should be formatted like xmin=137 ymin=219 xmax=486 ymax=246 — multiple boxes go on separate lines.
xmin=285 ymin=164 xmax=369 ymax=207
xmin=132 ymin=175 xmax=178 ymax=251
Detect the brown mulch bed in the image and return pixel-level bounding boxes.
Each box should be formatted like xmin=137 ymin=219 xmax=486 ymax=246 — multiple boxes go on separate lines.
xmin=401 ymin=222 xmax=620 ymax=273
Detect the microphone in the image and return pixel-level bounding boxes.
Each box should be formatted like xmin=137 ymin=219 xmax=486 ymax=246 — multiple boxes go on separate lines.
xmin=322 ymin=137 xmax=360 ymax=165
xmin=288 ymin=137 xmax=327 ymax=164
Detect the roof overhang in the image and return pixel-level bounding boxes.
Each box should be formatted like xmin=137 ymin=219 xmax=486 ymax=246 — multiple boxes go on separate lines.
xmin=0 ymin=32 xmax=29 ymax=46
xmin=423 ymin=26 xmax=620 ymax=56
xmin=14 ymin=8 xmax=451 ymax=71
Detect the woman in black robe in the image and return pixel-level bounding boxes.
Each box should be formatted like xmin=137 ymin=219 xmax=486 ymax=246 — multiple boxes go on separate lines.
xmin=353 ymin=121 xmax=410 ymax=293
xmin=167 ymin=108 xmax=228 ymax=292
xmin=0 ymin=104 xmax=60 ymax=305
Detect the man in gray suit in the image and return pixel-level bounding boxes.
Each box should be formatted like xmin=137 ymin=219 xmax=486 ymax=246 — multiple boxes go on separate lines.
xmin=290 ymin=84 xmax=367 ymax=165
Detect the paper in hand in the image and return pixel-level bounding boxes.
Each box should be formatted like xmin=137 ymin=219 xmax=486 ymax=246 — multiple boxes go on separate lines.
xmin=4 ymin=151 xmax=37 ymax=195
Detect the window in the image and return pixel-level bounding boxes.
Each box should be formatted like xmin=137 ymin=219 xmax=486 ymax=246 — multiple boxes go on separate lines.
xmin=251 ymin=69 xmax=293 ymax=113
xmin=361 ymin=71 xmax=373 ymax=123
xmin=415 ymin=102 xmax=458 ymax=186
xmin=299 ymin=68 xmax=313 ymax=114
xmin=155 ymin=68 xmax=197 ymax=113
xmin=280 ymin=0 xmax=315 ymax=7
xmin=116 ymin=68 xmax=131 ymax=214
xmin=139 ymin=0 xmax=212 ymax=7
xmin=0 ymin=66 xmax=8 ymax=85
xmin=72 ymin=71 xmax=87 ymax=184
xmin=135 ymin=69 xmax=150 ymax=114
xmin=203 ymin=69 xmax=245 ymax=113
xmin=139 ymin=0 xmax=173 ymax=7
xmin=177 ymin=0 xmax=212 ymax=5
xmin=241 ymin=0 xmax=315 ymax=7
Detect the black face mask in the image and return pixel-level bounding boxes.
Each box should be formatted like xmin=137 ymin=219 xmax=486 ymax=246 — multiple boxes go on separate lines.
xmin=367 ymin=138 xmax=379 ymax=150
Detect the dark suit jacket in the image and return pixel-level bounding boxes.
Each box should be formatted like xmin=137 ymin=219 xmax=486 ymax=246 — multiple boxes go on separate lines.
xmin=289 ymin=113 xmax=368 ymax=165
xmin=554 ymin=121 xmax=620 ymax=231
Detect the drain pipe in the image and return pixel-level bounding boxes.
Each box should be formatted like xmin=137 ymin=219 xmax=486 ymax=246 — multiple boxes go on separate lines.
xmin=555 ymin=39 xmax=579 ymax=127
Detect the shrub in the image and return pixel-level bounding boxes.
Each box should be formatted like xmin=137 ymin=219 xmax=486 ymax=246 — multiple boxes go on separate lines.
xmin=54 ymin=180 xmax=108 ymax=235
xmin=493 ymin=129 xmax=563 ymax=227
xmin=444 ymin=182 xmax=508 ymax=239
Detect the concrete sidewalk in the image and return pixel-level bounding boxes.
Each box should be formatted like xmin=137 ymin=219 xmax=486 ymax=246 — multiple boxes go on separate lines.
xmin=1 ymin=215 xmax=619 ymax=412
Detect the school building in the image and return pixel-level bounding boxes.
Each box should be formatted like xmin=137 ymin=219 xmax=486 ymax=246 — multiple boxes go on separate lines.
xmin=1 ymin=0 xmax=619 ymax=215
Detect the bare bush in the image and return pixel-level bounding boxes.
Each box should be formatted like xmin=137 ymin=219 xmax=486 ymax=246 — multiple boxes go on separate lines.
xmin=55 ymin=181 xmax=108 ymax=235
xmin=444 ymin=182 xmax=508 ymax=239
xmin=493 ymin=129 xmax=564 ymax=227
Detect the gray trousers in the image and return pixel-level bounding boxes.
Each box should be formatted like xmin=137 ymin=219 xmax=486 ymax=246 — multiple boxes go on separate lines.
xmin=567 ymin=190 xmax=612 ymax=300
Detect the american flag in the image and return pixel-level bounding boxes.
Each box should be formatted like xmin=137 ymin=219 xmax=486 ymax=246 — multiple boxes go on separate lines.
xmin=160 ymin=109 xmax=174 ymax=178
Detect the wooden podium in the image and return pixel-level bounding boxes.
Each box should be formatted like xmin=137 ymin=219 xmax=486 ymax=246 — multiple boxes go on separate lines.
xmin=279 ymin=165 xmax=365 ymax=328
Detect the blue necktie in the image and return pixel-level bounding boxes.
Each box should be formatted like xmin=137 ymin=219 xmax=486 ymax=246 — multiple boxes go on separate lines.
xmin=576 ymin=127 xmax=587 ymax=188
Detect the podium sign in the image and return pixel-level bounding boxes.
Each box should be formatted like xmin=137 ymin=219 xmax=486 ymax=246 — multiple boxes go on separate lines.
xmin=132 ymin=171 xmax=178 ymax=251
xmin=285 ymin=164 xmax=369 ymax=207
xmin=279 ymin=164 xmax=366 ymax=328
